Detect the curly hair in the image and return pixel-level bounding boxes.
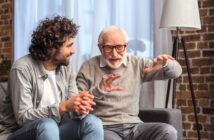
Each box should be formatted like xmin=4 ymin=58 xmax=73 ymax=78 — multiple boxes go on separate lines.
xmin=29 ymin=16 xmax=79 ymax=61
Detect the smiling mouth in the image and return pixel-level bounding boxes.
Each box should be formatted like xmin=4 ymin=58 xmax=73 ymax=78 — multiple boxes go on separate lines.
xmin=109 ymin=58 xmax=121 ymax=61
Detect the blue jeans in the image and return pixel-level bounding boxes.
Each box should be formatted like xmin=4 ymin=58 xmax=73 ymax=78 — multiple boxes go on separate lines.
xmin=7 ymin=114 xmax=103 ymax=140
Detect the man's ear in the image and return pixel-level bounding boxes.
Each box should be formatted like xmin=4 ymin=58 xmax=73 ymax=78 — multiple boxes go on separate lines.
xmin=98 ymin=44 xmax=103 ymax=53
xmin=125 ymin=43 xmax=128 ymax=49
xmin=124 ymin=43 xmax=128 ymax=52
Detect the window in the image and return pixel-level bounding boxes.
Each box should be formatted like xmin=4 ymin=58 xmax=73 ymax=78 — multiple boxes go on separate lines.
xmin=14 ymin=0 xmax=153 ymax=70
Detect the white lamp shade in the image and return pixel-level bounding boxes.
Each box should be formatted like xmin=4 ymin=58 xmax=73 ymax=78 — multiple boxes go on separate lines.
xmin=160 ymin=0 xmax=201 ymax=31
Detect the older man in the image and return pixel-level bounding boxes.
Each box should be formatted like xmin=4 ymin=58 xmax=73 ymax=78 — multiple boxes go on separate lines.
xmin=76 ymin=26 xmax=182 ymax=140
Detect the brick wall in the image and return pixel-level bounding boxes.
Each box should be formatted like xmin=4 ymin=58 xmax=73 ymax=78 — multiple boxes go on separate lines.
xmin=176 ymin=0 xmax=214 ymax=139
xmin=0 ymin=0 xmax=12 ymax=81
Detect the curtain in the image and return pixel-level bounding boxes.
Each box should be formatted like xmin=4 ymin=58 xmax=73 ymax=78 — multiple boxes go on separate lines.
xmin=14 ymin=0 xmax=172 ymax=108
xmin=14 ymin=0 xmax=153 ymax=70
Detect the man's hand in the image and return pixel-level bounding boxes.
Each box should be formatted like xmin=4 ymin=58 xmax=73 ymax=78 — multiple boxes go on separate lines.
xmin=144 ymin=54 xmax=174 ymax=73
xmin=99 ymin=73 xmax=123 ymax=92
xmin=73 ymin=91 xmax=96 ymax=115
xmin=59 ymin=91 xmax=95 ymax=115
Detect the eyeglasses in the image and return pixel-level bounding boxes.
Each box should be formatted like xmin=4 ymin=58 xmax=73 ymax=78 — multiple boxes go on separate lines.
xmin=102 ymin=44 xmax=127 ymax=53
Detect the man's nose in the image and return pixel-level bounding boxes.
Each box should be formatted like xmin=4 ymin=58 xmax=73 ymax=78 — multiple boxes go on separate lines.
xmin=111 ymin=48 xmax=118 ymax=56
xmin=70 ymin=47 xmax=75 ymax=55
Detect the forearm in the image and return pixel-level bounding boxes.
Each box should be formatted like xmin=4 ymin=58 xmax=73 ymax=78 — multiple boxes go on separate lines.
xmin=14 ymin=104 xmax=61 ymax=126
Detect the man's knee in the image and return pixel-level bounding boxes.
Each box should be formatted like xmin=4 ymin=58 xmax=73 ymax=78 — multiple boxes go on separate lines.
xmin=160 ymin=123 xmax=177 ymax=140
xmin=104 ymin=130 xmax=122 ymax=140
xmin=81 ymin=114 xmax=103 ymax=139
xmin=83 ymin=114 xmax=102 ymax=129
xmin=36 ymin=118 xmax=59 ymax=137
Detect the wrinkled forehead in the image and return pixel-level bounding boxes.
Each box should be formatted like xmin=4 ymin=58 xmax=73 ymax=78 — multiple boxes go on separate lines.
xmin=102 ymin=29 xmax=126 ymax=44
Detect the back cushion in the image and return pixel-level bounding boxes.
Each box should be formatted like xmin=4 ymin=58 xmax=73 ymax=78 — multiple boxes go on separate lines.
xmin=0 ymin=82 xmax=8 ymax=107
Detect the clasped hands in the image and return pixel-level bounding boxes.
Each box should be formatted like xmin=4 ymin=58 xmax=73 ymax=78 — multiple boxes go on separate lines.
xmin=59 ymin=91 xmax=95 ymax=115
xmin=99 ymin=54 xmax=175 ymax=92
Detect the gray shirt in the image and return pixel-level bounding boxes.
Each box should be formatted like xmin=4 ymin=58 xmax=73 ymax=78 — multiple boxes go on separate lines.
xmin=0 ymin=54 xmax=78 ymax=134
xmin=76 ymin=55 xmax=182 ymax=125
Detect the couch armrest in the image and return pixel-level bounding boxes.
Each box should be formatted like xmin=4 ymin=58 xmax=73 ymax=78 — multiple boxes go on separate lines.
xmin=139 ymin=108 xmax=182 ymax=140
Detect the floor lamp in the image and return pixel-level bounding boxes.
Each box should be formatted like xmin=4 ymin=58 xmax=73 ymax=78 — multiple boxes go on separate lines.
xmin=160 ymin=0 xmax=201 ymax=139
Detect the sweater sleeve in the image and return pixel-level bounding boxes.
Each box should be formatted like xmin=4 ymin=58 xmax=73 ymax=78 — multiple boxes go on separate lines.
xmin=76 ymin=61 xmax=106 ymax=100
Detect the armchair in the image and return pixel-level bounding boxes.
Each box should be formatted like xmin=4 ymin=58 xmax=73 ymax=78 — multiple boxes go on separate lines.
xmin=139 ymin=108 xmax=182 ymax=140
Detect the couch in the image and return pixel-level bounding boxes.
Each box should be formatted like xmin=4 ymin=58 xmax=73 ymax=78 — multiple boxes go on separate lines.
xmin=0 ymin=82 xmax=182 ymax=140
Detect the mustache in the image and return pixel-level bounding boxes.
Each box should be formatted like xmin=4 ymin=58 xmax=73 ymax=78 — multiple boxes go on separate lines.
xmin=106 ymin=57 xmax=122 ymax=60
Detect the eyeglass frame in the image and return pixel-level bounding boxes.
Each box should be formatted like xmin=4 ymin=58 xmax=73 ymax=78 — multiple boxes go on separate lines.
xmin=100 ymin=44 xmax=127 ymax=53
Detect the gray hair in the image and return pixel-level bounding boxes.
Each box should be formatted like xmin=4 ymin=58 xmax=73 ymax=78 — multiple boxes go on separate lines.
xmin=98 ymin=26 xmax=128 ymax=45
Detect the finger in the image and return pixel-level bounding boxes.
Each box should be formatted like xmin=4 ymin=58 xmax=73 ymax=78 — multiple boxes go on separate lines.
xmin=82 ymin=96 xmax=94 ymax=101
xmin=79 ymin=105 xmax=93 ymax=112
xmin=106 ymin=76 xmax=120 ymax=84
xmin=75 ymin=108 xmax=90 ymax=115
xmin=73 ymin=100 xmax=81 ymax=106
xmin=81 ymin=100 xmax=96 ymax=106
xmin=79 ymin=92 xmax=94 ymax=99
xmin=157 ymin=56 xmax=164 ymax=61
xmin=164 ymin=55 xmax=174 ymax=60
xmin=79 ymin=110 xmax=90 ymax=115
xmin=79 ymin=91 xmax=89 ymax=95
xmin=162 ymin=55 xmax=174 ymax=61
xmin=74 ymin=109 xmax=79 ymax=113
xmin=74 ymin=108 xmax=81 ymax=113
xmin=153 ymin=58 xmax=157 ymax=64
xmin=157 ymin=56 xmax=167 ymax=65
xmin=144 ymin=67 xmax=153 ymax=73
xmin=110 ymin=86 xmax=123 ymax=91
xmin=105 ymin=73 xmax=120 ymax=80
xmin=83 ymin=93 xmax=94 ymax=100
xmin=105 ymin=74 xmax=120 ymax=84
xmin=160 ymin=55 xmax=172 ymax=66
xmin=100 ymin=73 xmax=118 ymax=85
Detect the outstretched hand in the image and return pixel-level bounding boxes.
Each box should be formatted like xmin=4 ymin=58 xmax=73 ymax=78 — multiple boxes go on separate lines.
xmin=144 ymin=54 xmax=174 ymax=73
xmin=99 ymin=73 xmax=123 ymax=92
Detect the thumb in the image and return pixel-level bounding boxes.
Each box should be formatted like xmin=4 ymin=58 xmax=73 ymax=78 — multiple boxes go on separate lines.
xmin=144 ymin=67 xmax=153 ymax=73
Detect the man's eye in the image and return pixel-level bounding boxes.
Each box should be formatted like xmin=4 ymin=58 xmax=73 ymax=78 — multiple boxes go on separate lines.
xmin=105 ymin=46 xmax=112 ymax=49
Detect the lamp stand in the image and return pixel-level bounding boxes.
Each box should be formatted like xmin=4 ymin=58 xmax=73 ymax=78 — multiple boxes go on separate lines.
xmin=165 ymin=29 xmax=201 ymax=140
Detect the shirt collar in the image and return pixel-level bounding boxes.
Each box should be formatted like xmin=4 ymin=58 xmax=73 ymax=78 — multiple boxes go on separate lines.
xmin=99 ymin=55 xmax=127 ymax=68
xmin=37 ymin=59 xmax=61 ymax=79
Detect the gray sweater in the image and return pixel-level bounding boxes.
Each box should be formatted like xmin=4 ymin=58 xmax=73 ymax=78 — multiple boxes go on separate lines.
xmin=76 ymin=55 xmax=182 ymax=125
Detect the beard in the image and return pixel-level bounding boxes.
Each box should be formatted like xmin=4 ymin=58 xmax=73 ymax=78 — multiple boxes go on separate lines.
xmin=105 ymin=55 xmax=125 ymax=69
xmin=58 ymin=58 xmax=70 ymax=66
xmin=105 ymin=59 xmax=122 ymax=69
xmin=52 ymin=52 xmax=71 ymax=67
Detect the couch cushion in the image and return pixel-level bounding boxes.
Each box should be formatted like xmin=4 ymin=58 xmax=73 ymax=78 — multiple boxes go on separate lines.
xmin=0 ymin=133 xmax=10 ymax=140
xmin=0 ymin=82 xmax=17 ymax=140
xmin=0 ymin=82 xmax=7 ymax=108
xmin=0 ymin=82 xmax=11 ymax=140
